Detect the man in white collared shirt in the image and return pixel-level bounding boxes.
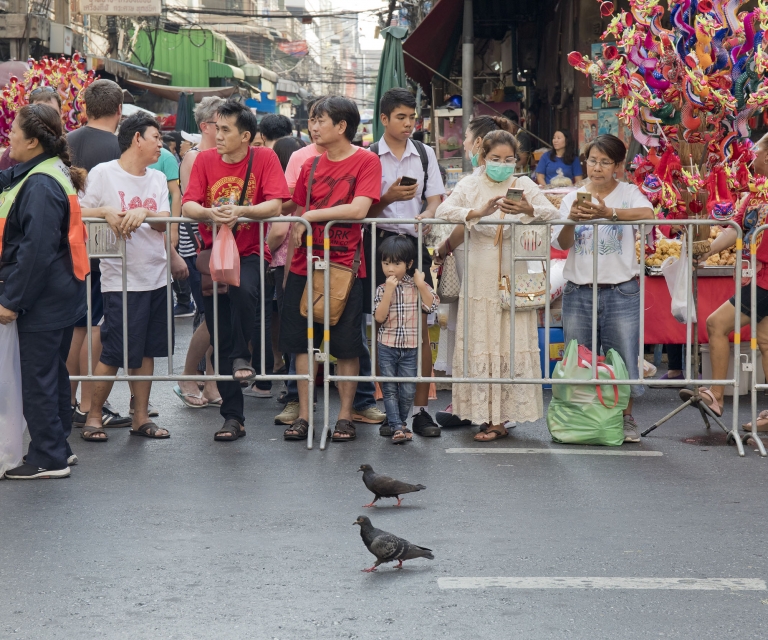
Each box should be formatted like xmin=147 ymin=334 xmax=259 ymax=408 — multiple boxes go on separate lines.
xmin=368 ymin=88 xmax=445 ymax=438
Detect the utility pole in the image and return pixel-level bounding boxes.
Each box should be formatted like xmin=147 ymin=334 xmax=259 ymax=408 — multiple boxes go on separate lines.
xmin=462 ymin=0 xmax=474 ymax=172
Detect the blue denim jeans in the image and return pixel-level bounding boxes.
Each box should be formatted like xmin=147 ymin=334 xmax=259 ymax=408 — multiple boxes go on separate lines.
xmin=378 ymin=344 xmax=418 ymax=427
xmin=283 ymin=315 xmax=377 ymax=409
xmin=561 ymin=279 xmax=644 ymax=398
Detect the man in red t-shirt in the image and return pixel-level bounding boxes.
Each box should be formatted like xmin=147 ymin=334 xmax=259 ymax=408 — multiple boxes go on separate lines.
xmin=183 ymin=101 xmax=290 ymax=441
xmin=280 ymin=96 xmax=382 ymax=442
xmin=692 ymin=134 xmax=768 ymax=426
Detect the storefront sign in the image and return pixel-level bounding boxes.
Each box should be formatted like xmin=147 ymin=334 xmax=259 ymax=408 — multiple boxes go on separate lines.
xmin=78 ymin=0 xmax=161 ymax=16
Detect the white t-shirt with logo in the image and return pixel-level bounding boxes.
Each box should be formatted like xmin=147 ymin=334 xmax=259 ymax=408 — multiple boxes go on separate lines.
xmin=551 ymin=181 xmax=653 ymax=285
xmin=80 ymin=160 xmax=170 ymax=292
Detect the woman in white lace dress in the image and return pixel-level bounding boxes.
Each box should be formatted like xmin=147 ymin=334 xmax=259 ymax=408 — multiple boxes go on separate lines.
xmin=435 ymin=129 xmax=559 ymax=440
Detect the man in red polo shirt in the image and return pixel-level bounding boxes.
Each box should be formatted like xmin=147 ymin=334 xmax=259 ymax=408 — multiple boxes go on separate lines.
xmin=183 ymin=101 xmax=290 ymax=441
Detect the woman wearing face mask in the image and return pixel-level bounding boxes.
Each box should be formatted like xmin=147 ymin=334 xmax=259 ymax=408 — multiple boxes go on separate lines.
xmin=435 ymin=128 xmax=559 ymax=441
xmin=536 ymin=130 xmax=582 ymax=186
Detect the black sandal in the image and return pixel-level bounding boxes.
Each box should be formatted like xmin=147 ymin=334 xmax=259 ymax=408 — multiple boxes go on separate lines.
xmin=214 ymin=419 xmax=245 ymax=441
xmin=379 ymin=420 xmax=394 ymax=437
xmin=81 ymin=426 xmax=108 ymax=442
xmin=130 ymin=422 xmax=170 ymax=439
xmin=232 ymin=358 xmax=256 ymax=382
xmin=331 ymin=419 xmax=356 ymax=442
xmin=392 ymin=428 xmax=412 ymax=444
xmin=284 ymin=418 xmax=310 ymax=440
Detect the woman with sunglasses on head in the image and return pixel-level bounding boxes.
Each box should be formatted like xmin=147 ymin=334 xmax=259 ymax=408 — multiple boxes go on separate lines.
xmin=552 ymin=134 xmax=654 ymax=443
xmin=0 ymin=86 xmax=63 ymax=170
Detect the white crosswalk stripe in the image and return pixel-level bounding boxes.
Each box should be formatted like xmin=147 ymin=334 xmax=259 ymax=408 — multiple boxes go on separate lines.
xmin=438 ymin=577 xmax=766 ymax=590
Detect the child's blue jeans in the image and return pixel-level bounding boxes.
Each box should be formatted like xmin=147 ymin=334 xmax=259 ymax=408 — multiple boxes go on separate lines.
xmin=378 ymin=343 xmax=418 ymax=427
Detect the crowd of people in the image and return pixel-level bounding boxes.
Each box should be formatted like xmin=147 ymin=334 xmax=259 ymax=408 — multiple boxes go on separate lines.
xmin=3 ymin=78 xmax=768 ymax=480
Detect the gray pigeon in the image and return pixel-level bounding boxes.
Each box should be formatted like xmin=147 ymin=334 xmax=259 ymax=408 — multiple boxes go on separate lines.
xmin=358 ymin=463 xmax=426 ymax=507
xmin=353 ymin=515 xmax=434 ymax=572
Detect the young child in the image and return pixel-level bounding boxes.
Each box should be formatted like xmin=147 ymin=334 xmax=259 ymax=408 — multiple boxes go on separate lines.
xmin=373 ymin=235 xmax=440 ymax=444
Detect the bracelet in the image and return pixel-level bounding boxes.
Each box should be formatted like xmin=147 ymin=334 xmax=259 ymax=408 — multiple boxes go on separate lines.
xmin=445 ymin=239 xmax=452 ymax=254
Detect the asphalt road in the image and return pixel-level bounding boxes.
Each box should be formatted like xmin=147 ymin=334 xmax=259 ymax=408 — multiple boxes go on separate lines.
xmin=2 ymin=316 xmax=768 ymax=640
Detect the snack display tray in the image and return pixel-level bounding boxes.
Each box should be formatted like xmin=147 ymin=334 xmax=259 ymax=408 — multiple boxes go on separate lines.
xmin=645 ymin=266 xmax=735 ymax=277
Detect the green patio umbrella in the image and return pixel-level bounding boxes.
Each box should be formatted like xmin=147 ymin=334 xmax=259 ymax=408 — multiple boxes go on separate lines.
xmin=373 ymin=26 xmax=408 ymax=142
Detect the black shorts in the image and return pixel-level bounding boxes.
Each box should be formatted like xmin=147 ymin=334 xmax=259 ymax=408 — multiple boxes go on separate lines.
xmin=100 ymin=287 xmax=172 ymax=369
xmin=74 ymin=260 xmax=104 ymax=327
xmin=371 ymin=228 xmax=435 ymax=289
xmin=731 ymin=283 xmax=768 ymax=323
xmin=279 ymin=271 xmax=365 ymax=360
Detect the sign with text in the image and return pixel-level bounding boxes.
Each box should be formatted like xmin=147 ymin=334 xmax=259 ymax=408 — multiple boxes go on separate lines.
xmin=78 ymin=0 xmax=161 ymax=15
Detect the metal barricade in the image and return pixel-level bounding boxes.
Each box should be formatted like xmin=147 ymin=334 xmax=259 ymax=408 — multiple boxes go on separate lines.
xmin=77 ymin=216 xmax=320 ymax=448
xmin=319 ymin=217 xmax=753 ymax=455
xmin=747 ymin=223 xmax=768 ymax=456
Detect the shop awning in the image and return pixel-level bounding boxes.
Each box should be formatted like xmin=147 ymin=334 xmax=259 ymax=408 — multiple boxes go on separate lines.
xmin=241 ymin=62 xmax=278 ymax=84
xmin=403 ymin=0 xmax=463 ymax=90
xmin=276 ymin=78 xmax=300 ymax=94
xmin=123 ymin=79 xmax=237 ymax=102
xmin=208 ymin=61 xmax=245 ymax=80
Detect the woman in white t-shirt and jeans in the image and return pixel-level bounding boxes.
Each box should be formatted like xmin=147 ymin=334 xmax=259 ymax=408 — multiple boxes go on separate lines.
xmin=552 ymin=134 xmax=654 ymax=443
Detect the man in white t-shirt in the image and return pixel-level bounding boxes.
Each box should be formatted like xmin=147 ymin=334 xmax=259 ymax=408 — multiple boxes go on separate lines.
xmin=552 ymin=134 xmax=653 ymax=443
xmin=79 ymin=113 xmax=172 ymax=441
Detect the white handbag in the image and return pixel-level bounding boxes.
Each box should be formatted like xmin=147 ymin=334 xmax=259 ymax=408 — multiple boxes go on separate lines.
xmin=437 ymin=252 xmax=460 ymax=303
xmin=497 ymin=230 xmax=547 ymax=310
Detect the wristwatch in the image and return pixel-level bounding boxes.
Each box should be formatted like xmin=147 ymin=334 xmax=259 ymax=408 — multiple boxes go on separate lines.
xmin=611 ymin=207 xmax=619 ymax=221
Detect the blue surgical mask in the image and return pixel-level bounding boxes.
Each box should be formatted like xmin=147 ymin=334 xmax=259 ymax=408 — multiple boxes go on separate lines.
xmin=485 ymin=161 xmax=515 ymax=183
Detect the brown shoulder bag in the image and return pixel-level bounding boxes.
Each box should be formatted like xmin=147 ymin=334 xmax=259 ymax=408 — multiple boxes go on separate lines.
xmin=299 ymin=156 xmax=362 ymax=326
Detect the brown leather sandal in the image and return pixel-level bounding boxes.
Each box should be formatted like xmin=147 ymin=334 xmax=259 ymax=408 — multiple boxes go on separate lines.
xmin=284 ymin=418 xmax=310 ymax=440
xmin=81 ymin=426 xmax=108 ymax=442
xmin=331 ymin=419 xmax=356 ymax=442
xmin=473 ymin=423 xmax=509 ymax=442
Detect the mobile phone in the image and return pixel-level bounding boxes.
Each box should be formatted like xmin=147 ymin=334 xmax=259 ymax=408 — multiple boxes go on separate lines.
xmin=506 ymin=188 xmax=524 ymax=202
xmin=576 ymin=192 xmax=592 ymax=205
xmin=399 ymin=176 xmax=418 ymax=187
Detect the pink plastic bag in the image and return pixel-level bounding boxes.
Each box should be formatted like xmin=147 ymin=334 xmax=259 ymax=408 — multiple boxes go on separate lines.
xmin=210 ymin=224 xmax=240 ymax=286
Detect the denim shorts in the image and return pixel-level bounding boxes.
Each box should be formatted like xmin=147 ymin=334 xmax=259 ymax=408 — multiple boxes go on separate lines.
xmin=561 ymin=278 xmax=644 ymax=398
xmin=731 ymin=283 xmax=768 ymax=323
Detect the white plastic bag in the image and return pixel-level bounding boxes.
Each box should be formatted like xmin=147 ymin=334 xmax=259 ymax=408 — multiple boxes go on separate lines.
xmin=662 ymin=241 xmax=697 ymax=324
xmin=0 ymin=321 xmax=24 ymax=477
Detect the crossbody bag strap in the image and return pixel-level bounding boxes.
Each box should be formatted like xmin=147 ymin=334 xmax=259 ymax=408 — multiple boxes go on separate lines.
xmin=351 ymin=239 xmax=362 ymax=277
xmin=305 ymin=155 xmax=320 ymax=210
xmin=232 ymin=147 xmax=255 ymax=235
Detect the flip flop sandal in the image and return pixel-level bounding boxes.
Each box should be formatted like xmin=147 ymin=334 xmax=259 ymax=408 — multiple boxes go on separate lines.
xmin=214 ymin=419 xmax=245 ymax=441
xmin=172 ymin=384 xmax=209 ymax=408
xmin=679 ymin=388 xmax=723 ymax=417
xmin=81 ymin=426 xmax=108 ymax=442
xmin=130 ymin=422 xmax=170 ymax=439
xmin=473 ymin=424 xmax=509 ymax=442
xmin=331 ymin=419 xmax=356 ymax=442
xmin=284 ymin=418 xmax=311 ymax=441
xmin=742 ymin=410 xmax=768 ymax=431
xmin=232 ymin=358 xmax=257 ymax=382
xmin=205 ymin=397 xmax=223 ymax=407
xmin=392 ymin=428 xmax=413 ymax=444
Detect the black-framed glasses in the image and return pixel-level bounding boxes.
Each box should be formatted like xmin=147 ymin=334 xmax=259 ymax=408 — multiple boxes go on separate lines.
xmin=586 ymin=158 xmax=616 ymax=167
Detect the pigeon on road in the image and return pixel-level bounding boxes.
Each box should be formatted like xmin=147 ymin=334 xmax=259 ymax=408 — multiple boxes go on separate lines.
xmin=358 ymin=463 xmax=426 ymax=507
xmin=353 ymin=515 xmax=434 ymax=572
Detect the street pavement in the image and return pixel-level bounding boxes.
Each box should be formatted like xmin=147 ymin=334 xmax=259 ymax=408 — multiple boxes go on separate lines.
xmin=2 ymin=316 xmax=768 ymax=640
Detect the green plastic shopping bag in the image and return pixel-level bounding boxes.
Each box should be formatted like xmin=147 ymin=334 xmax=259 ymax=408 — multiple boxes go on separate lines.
xmin=546 ymin=339 xmax=631 ymax=446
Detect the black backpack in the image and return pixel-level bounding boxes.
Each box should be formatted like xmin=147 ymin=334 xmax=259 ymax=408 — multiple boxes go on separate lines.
xmin=370 ymin=139 xmax=430 ymax=204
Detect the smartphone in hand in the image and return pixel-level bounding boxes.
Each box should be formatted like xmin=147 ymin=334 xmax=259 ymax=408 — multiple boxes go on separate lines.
xmin=506 ymin=188 xmax=524 ymax=202
xmin=576 ymin=191 xmax=592 ymax=205
xmin=399 ymin=176 xmax=418 ymax=187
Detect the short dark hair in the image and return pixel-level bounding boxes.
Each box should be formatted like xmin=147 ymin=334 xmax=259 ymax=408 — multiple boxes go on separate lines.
xmin=83 ymin=79 xmax=123 ymax=120
xmin=379 ymin=235 xmax=417 ymax=276
xmin=307 ymin=95 xmax=327 ymax=117
xmin=503 ymin=109 xmax=519 ymax=124
xmin=217 ymin=100 xmax=258 ymax=143
xmin=380 ymin=88 xmax=416 ymax=118
xmin=584 ymin=134 xmax=626 ymax=165
xmin=117 ymin=113 xmax=161 ymax=154
xmin=29 ymin=86 xmax=62 ymax=108
xmin=259 ymin=114 xmax=293 ymax=141
xmin=313 ymin=96 xmax=360 ymax=142
xmin=272 ymin=136 xmax=306 ymax=172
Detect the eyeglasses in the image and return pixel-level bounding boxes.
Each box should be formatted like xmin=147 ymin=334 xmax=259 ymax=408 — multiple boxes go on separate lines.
xmin=30 ymin=86 xmax=55 ymax=96
xmin=586 ymin=158 xmax=616 ymax=167
xmin=201 ymin=121 xmax=217 ymax=127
